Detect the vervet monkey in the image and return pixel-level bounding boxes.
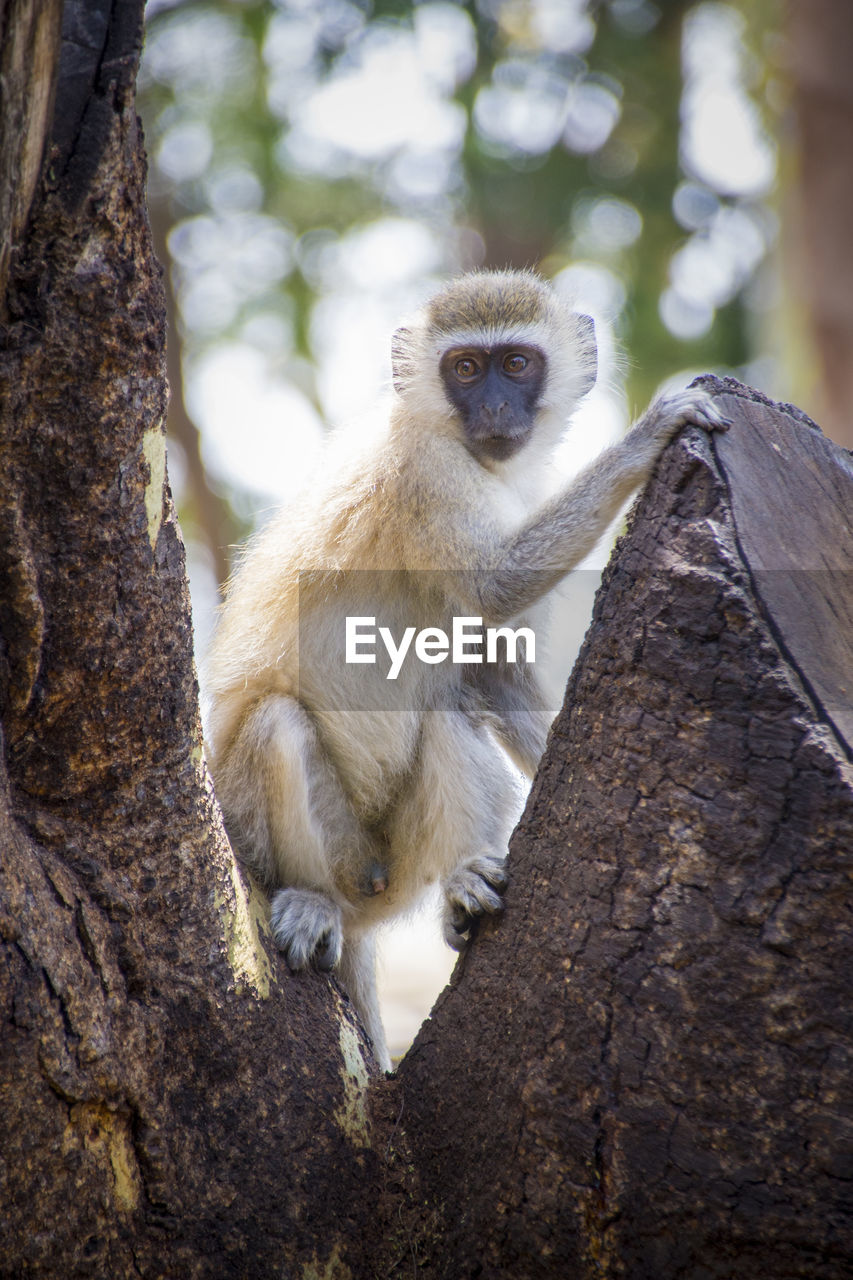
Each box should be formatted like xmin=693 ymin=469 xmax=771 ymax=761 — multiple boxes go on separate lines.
xmin=206 ymin=269 xmax=728 ymax=1070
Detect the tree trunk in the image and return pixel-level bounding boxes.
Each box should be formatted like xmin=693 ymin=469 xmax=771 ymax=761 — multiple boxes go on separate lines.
xmin=0 ymin=5 xmax=383 ymax=1277
xmin=1 ymin=5 xmax=851 ymax=1277
xmin=392 ymin=379 xmax=853 ymax=1278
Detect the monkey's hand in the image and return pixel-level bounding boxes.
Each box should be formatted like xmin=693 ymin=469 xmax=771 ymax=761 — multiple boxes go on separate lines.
xmin=269 ymin=887 xmax=343 ymax=972
xmin=629 ymin=387 xmax=731 ymax=455
xmin=442 ymin=854 xmax=509 ymax=950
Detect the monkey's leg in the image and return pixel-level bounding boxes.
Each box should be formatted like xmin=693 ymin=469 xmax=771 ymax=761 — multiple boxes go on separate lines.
xmin=472 ymin=659 xmax=553 ymax=780
xmin=337 ymin=932 xmax=391 ymax=1073
xmin=221 ymin=694 xmax=374 ymax=971
xmin=388 ymin=705 xmax=520 ymax=950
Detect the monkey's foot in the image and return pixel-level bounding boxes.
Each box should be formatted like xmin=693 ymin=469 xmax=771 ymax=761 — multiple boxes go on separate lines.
xmin=442 ymin=854 xmax=508 ymax=950
xmin=269 ymin=888 xmax=343 ymax=972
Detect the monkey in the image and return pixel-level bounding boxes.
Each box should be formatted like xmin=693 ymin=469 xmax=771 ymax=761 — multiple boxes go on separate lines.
xmin=205 ymin=269 xmax=729 ymax=1071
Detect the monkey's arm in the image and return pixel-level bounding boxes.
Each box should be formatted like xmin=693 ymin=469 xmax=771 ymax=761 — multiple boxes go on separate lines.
xmin=474 ymin=388 xmax=728 ymax=622
xmin=471 ymin=661 xmax=552 ymax=778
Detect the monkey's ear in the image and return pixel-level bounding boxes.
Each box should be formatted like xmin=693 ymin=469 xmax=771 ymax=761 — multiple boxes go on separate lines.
xmin=391 ymin=326 xmax=413 ymax=393
xmin=575 ymin=314 xmax=598 ymax=397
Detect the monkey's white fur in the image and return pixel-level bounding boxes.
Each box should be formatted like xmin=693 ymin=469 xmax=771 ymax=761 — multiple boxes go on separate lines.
xmin=206 ymin=270 xmax=728 ymax=1070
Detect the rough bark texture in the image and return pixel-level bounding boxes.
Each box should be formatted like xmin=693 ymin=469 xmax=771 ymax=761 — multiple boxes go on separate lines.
xmin=0 ymin=5 xmax=381 ymax=1277
xmin=391 ymin=380 xmax=853 ymax=1279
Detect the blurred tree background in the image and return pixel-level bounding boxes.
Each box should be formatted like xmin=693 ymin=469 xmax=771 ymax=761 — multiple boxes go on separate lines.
xmin=138 ymin=0 xmax=796 ymax=632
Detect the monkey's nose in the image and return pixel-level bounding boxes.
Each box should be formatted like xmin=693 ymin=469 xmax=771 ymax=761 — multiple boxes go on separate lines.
xmin=478 ymin=401 xmax=510 ymax=425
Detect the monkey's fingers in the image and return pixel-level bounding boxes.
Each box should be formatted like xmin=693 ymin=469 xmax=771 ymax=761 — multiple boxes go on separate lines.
xmin=689 ymin=397 xmax=732 ymax=434
xmin=662 ymin=387 xmax=732 ymax=435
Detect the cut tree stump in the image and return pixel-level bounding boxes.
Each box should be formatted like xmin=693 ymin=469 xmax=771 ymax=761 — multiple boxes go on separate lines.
xmin=391 ymin=378 xmax=853 ymax=1280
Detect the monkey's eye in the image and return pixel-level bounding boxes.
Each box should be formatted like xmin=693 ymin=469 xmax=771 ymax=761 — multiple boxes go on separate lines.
xmin=503 ymin=353 xmax=528 ymax=375
xmin=454 ymin=357 xmax=480 ymax=381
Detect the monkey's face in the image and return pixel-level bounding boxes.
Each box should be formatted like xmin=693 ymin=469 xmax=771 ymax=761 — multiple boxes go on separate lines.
xmin=439 ymin=343 xmax=547 ymax=463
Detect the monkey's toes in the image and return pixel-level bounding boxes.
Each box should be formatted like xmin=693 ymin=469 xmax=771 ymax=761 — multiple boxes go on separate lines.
xmin=475 ymin=855 xmax=509 ymax=892
xmin=442 ymin=856 xmax=508 ymax=949
xmin=269 ymin=887 xmax=343 ymax=972
xmin=313 ymin=930 xmax=340 ymax=971
xmin=443 ymin=910 xmax=473 ymax=951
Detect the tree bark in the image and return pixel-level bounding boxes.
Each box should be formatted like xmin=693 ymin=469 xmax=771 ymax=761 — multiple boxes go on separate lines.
xmin=1 ymin=5 xmax=851 ymax=1276
xmin=392 ymin=379 xmax=853 ymax=1278
xmin=0 ymin=5 xmax=382 ymax=1277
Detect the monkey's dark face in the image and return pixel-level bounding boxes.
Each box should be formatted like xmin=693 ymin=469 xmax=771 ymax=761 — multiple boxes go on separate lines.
xmin=439 ymin=343 xmax=546 ymax=463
